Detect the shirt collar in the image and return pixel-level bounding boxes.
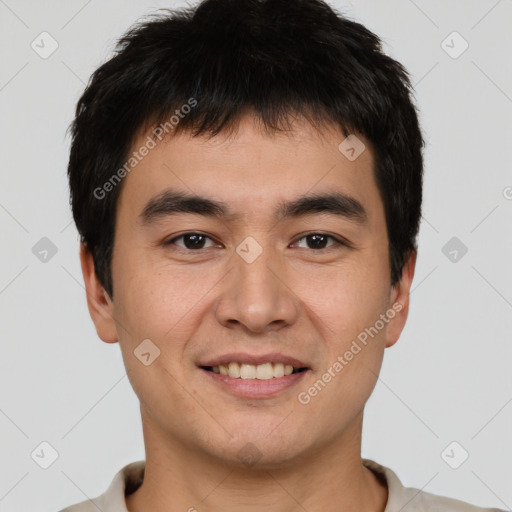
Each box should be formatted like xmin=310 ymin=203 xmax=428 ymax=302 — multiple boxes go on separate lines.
xmin=97 ymin=458 xmax=404 ymax=511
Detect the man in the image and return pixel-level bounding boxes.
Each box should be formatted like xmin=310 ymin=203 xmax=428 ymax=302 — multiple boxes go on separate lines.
xmin=60 ymin=0 xmax=504 ymax=510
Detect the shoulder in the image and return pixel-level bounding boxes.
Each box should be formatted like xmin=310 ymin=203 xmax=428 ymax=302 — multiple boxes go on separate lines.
xmin=362 ymin=458 xmax=506 ymax=512
xmin=56 ymin=460 xmax=145 ymax=512
xmin=398 ymin=485 xmax=506 ymax=512
xmin=58 ymin=504 xmax=95 ymax=512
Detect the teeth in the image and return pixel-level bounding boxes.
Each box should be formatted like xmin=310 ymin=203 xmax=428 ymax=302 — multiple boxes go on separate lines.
xmin=210 ymin=362 xmax=302 ymax=380
xmin=273 ymin=363 xmax=284 ymax=378
xmin=256 ymin=362 xmax=273 ymax=379
xmin=228 ymin=362 xmax=240 ymax=378
xmin=240 ymin=364 xmax=256 ymax=379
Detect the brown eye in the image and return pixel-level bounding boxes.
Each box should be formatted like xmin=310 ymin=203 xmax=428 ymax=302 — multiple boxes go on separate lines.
xmin=165 ymin=233 xmax=216 ymax=250
xmin=293 ymin=233 xmax=346 ymax=250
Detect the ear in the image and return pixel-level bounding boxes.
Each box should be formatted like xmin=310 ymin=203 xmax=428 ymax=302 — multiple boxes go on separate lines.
xmin=385 ymin=250 xmax=417 ymax=349
xmin=79 ymin=243 xmax=118 ymax=343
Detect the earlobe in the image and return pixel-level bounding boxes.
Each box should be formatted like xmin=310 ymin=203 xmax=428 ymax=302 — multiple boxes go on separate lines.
xmin=385 ymin=250 xmax=417 ymax=348
xmin=79 ymin=243 xmax=118 ymax=343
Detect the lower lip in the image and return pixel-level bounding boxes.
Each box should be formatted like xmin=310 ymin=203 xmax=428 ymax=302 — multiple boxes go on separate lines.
xmin=199 ymin=368 xmax=310 ymax=399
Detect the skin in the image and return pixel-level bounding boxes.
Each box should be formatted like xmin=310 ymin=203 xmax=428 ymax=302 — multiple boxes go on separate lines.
xmin=81 ymin=112 xmax=416 ymax=512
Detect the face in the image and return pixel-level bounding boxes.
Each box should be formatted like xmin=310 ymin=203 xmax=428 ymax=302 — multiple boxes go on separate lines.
xmin=81 ymin=114 xmax=415 ymax=468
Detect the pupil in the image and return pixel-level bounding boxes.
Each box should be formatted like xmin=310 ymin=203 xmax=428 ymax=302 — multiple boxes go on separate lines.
xmin=182 ymin=234 xmax=328 ymax=250
xmin=309 ymin=234 xmax=327 ymax=249
xmin=185 ymin=234 xmax=205 ymax=249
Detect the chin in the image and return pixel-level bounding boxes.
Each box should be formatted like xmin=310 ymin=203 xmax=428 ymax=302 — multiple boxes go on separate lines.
xmin=210 ymin=428 xmax=309 ymax=470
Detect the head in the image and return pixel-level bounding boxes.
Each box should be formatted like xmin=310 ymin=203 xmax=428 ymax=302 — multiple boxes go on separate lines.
xmin=69 ymin=0 xmax=423 ymax=468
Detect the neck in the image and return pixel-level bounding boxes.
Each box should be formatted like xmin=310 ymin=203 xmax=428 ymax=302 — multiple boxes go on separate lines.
xmin=126 ymin=409 xmax=388 ymax=512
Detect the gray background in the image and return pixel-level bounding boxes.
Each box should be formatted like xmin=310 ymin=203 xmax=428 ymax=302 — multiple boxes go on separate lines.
xmin=0 ymin=0 xmax=511 ymax=510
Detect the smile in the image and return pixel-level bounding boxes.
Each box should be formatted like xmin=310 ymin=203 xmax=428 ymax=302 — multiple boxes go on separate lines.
xmin=202 ymin=362 xmax=308 ymax=380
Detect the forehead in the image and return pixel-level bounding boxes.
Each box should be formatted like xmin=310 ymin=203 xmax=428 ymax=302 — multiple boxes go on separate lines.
xmin=116 ymin=115 xmax=383 ymax=228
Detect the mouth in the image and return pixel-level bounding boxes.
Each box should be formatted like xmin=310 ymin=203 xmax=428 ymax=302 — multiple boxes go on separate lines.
xmin=200 ymin=362 xmax=309 ymax=379
xmin=197 ymin=354 xmax=311 ymax=399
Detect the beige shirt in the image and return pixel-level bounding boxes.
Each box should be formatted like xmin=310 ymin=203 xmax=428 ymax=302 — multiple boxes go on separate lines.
xmin=59 ymin=458 xmax=505 ymax=512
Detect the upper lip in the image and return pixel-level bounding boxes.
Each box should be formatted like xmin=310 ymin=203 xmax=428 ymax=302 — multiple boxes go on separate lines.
xmin=198 ymin=352 xmax=309 ymax=369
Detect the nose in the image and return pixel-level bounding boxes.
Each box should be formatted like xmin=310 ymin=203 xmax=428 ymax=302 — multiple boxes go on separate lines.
xmin=213 ymin=242 xmax=300 ymax=334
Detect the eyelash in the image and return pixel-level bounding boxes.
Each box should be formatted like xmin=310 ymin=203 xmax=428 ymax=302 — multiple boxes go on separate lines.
xmin=164 ymin=232 xmax=350 ymax=252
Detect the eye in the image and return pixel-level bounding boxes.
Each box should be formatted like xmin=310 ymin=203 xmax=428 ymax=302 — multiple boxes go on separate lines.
xmin=164 ymin=232 xmax=349 ymax=252
xmin=292 ymin=233 xmax=347 ymax=250
xmin=165 ymin=232 xmax=218 ymax=250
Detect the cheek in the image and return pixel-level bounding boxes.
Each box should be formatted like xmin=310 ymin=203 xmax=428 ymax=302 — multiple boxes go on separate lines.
xmin=296 ymin=259 xmax=388 ymax=338
xmin=111 ymin=260 xmax=198 ymax=412
xmin=299 ymin=257 xmax=390 ymax=392
xmin=112 ymin=256 xmax=219 ymax=371
xmin=113 ymin=253 xmax=183 ymax=333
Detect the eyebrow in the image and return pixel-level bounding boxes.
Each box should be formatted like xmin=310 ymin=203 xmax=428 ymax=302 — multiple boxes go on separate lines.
xmin=138 ymin=188 xmax=368 ymax=226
